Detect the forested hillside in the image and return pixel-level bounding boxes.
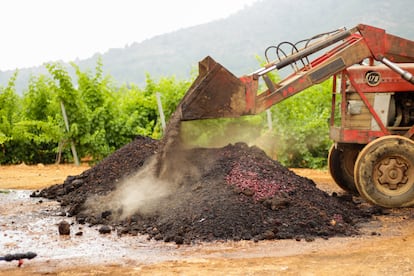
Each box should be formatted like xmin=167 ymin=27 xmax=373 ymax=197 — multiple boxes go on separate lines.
xmin=1 ymin=0 xmax=412 ymax=93
xmin=2 ymin=0 xmax=411 ymax=166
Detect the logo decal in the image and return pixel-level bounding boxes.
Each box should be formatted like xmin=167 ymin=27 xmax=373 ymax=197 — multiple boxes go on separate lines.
xmin=365 ymin=71 xmax=381 ymax=86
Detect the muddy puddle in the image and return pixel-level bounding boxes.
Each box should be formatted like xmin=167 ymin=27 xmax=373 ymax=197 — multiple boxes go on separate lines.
xmin=0 ymin=189 xmax=364 ymax=267
xmin=1 ymin=190 xmax=322 ymax=264
xmin=0 ymin=190 xmax=183 ymax=271
xmin=0 ymin=184 xmax=414 ymax=275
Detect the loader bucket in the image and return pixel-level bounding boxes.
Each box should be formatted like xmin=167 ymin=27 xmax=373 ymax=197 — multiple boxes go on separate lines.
xmin=180 ymin=56 xmax=249 ymax=121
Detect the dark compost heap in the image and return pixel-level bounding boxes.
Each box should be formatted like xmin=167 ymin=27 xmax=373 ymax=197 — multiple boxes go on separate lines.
xmin=34 ymin=135 xmax=378 ymax=244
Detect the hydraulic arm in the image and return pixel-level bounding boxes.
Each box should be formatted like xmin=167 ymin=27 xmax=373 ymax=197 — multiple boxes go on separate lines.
xmin=180 ymin=24 xmax=414 ymax=120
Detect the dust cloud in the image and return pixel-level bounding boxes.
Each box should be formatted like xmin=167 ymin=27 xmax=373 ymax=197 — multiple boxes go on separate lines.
xmin=82 ymin=155 xmax=187 ymax=220
xmin=83 ymin=114 xmax=205 ymax=220
xmin=111 ymin=159 xmax=173 ymax=218
xmin=180 ymin=118 xmax=279 ymax=159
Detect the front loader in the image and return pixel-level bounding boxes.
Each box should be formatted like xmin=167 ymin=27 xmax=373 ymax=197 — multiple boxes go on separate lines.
xmin=178 ymin=24 xmax=414 ymax=208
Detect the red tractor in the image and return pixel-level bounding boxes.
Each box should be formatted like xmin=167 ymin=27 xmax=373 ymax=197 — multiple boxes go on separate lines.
xmin=179 ymin=24 xmax=414 ymax=208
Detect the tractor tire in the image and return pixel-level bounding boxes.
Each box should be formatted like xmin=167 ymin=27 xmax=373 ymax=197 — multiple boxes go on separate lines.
xmin=328 ymin=143 xmax=363 ymax=194
xmin=354 ymin=136 xmax=414 ymax=208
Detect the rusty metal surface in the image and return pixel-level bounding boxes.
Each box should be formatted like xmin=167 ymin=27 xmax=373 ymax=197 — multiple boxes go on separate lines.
xmin=180 ymin=56 xmax=248 ymax=121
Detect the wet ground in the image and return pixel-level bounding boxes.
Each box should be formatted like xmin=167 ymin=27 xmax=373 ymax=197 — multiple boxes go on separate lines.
xmin=1 ymin=165 xmax=414 ymax=275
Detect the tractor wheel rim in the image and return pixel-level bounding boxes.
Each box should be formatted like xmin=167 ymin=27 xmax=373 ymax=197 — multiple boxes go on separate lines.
xmin=374 ymin=156 xmax=411 ymax=195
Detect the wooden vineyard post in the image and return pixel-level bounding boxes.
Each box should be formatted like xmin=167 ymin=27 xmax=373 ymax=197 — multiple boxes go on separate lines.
xmin=60 ymin=101 xmax=80 ymax=166
xmin=156 ymin=92 xmax=166 ymax=133
xmin=266 ymin=109 xmax=273 ymax=131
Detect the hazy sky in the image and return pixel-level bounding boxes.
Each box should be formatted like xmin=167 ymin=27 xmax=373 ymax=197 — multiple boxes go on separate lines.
xmin=0 ymin=0 xmax=258 ymax=71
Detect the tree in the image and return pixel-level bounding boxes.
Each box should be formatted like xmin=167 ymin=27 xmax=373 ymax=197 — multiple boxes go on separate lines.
xmin=0 ymin=71 xmax=21 ymax=163
xmin=0 ymin=58 xmax=333 ymax=168
xmin=269 ymin=80 xmax=333 ymax=168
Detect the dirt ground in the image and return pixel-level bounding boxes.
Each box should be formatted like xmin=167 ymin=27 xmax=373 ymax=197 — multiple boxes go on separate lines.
xmin=1 ymin=164 xmax=414 ymax=275
xmin=0 ymin=163 xmax=90 ymax=190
